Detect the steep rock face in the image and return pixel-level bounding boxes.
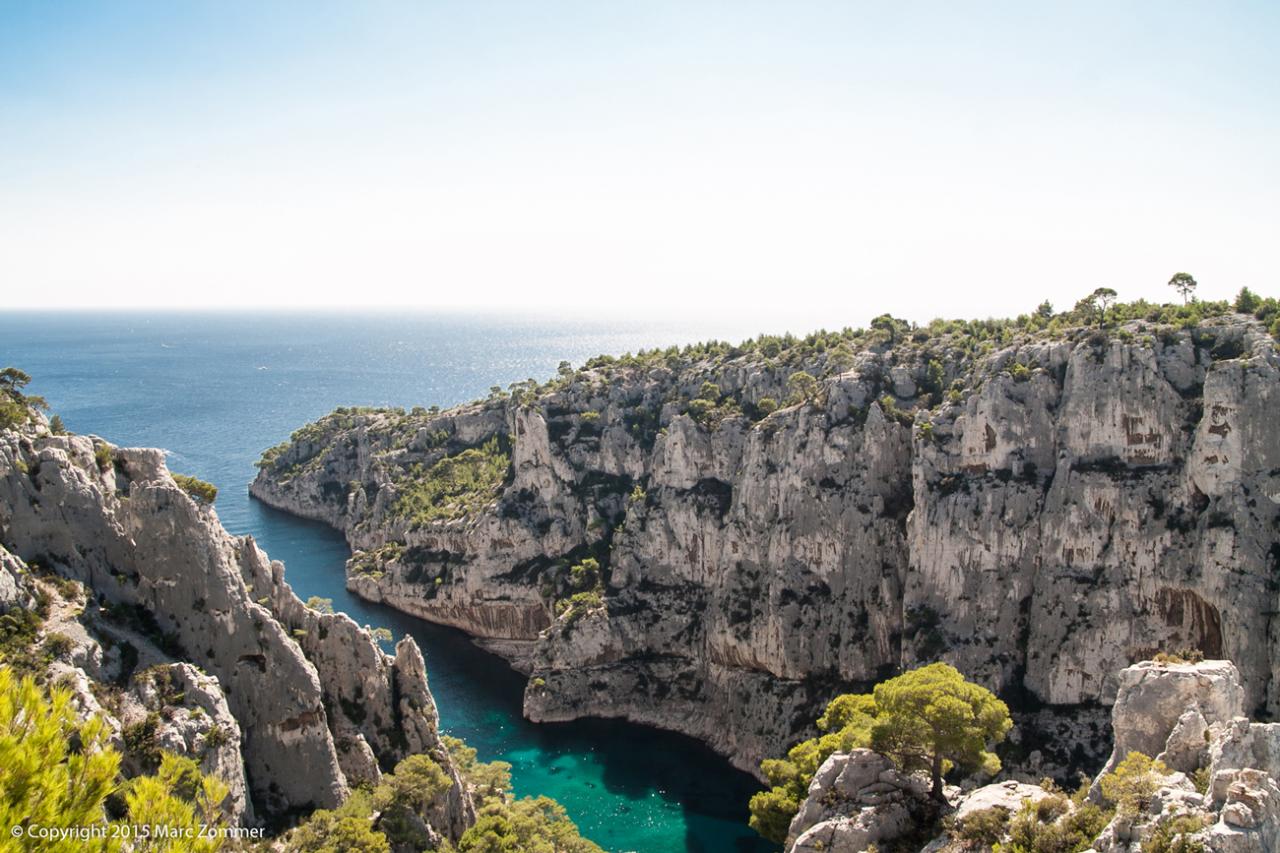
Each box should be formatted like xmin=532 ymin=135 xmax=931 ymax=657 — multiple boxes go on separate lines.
xmin=0 ymin=543 xmax=255 ymax=822
xmin=251 ymin=315 xmax=1280 ymax=775
xmin=0 ymin=427 xmax=472 ymax=831
xmin=132 ymin=663 xmax=255 ymax=824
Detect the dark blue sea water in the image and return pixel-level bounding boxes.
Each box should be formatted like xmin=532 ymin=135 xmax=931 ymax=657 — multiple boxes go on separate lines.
xmin=0 ymin=310 xmax=779 ymax=853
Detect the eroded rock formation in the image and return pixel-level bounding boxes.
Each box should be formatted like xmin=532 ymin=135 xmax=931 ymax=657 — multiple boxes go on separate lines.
xmin=0 ymin=422 xmax=473 ymax=834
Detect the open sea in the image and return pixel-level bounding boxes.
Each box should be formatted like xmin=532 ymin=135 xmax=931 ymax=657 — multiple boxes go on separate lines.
xmin=0 ymin=310 xmax=783 ymax=853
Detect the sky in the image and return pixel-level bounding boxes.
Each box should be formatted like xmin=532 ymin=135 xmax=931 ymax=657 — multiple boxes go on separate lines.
xmin=1 ymin=1 xmax=1277 ymax=327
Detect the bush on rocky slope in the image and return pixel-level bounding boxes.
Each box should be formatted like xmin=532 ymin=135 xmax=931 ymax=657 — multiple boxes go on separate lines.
xmin=392 ymin=436 xmax=510 ymax=526
xmin=172 ymin=472 xmax=218 ymax=504
xmin=0 ymin=666 xmax=230 ymax=851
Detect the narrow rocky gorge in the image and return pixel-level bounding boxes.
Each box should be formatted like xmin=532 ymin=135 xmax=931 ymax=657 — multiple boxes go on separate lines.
xmin=250 ymin=309 xmax=1280 ymax=781
xmin=0 ymin=415 xmax=474 ymax=838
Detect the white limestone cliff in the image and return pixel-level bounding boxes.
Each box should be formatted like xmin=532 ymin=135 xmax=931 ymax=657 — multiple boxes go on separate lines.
xmin=252 ymin=314 xmax=1280 ymax=779
xmin=0 ymin=423 xmax=474 ymax=834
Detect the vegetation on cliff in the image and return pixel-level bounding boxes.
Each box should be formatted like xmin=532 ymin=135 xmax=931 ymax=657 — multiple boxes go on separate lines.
xmin=948 ymin=781 xmax=1114 ymax=853
xmin=938 ymin=751 xmax=1197 ymax=853
xmin=0 ymin=666 xmax=231 ymax=851
xmin=0 ymin=368 xmax=46 ymax=432
xmin=247 ymin=284 xmax=1280 ymax=800
xmin=286 ymin=753 xmax=453 ymax=852
xmin=0 ymin=388 xmax=596 ymax=849
xmin=441 ymin=735 xmax=602 ymax=852
xmin=172 ymin=472 xmax=218 ymax=504
xmin=392 ymin=436 xmax=510 ymax=526
xmin=255 ymin=287 xmax=1280 ymax=492
xmin=748 ymin=663 xmax=1011 ymax=843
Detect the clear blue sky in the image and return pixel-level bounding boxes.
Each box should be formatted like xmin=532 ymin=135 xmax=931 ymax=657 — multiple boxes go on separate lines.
xmin=2 ymin=1 xmax=1277 ymax=324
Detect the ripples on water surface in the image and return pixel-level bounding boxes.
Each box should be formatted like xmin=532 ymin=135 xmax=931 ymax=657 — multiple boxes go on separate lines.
xmin=0 ymin=311 xmax=779 ymax=853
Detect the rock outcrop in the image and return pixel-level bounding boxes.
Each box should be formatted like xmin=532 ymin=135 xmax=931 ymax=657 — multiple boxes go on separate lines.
xmin=251 ymin=313 xmax=1280 ymax=776
xmin=1091 ymin=659 xmax=1280 ymax=853
xmin=787 ymin=749 xmax=937 ymax=852
xmin=785 ymin=660 xmax=1280 ymax=852
xmin=1099 ymin=659 xmax=1245 ymax=778
xmin=0 ymin=421 xmax=474 ymax=834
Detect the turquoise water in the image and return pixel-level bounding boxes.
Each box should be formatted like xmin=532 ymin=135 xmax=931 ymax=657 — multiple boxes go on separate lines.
xmin=0 ymin=311 xmax=778 ymax=853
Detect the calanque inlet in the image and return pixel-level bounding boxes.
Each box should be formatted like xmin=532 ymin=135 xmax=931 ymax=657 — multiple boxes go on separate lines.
xmin=4 ymin=294 xmax=1280 ymax=852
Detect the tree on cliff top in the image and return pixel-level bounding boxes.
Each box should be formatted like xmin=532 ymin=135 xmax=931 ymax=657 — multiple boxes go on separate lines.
xmin=748 ymin=664 xmax=1010 ymax=842
xmin=1 ymin=367 xmax=47 ymax=431
xmin=870 ymin=662 xmax=1011 ymax=800
xmin=1073 ymin=288 xmax=1118 ymax=326
xmin=1169 ymin=272 xmax=1198 ymax=304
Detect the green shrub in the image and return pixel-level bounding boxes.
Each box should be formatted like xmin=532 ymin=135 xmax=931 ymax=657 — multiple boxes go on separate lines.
xmin=94 ymin=443 xmax=113 ymax=471
xmin=392 ymin=437 xmax=509 ymax=525
xmin=0 ymin=399 xmax=27 ymax=431
xmin=879 ymin=394 xmax=914 ymax=427
xmin=685 ymin=390 xmax=741 ymax=429
xmin=373 ymin=754 xmax=453 ymax=849
xmin=556 ymin=591 xmax=603 ymax=626
xmin=41 ymin=632 xmax=75 ymax=660
xmin=306 ymin=596 xmax=335 ymax=614
xmin=568 ymin=558 xmax=601 ymax=592
xmin=1002 ymin=793 xmax=1112 ymax=853
xmin=1235 ymin=287 xmax=1261 ymax=314
xmin=172 ymin=473 xmax=218 ymax=504
xmin=443 ymin=734 xmax=513 ymax=803
xmin=458 ymin=796 xmax=603 ymax=853
xmin=1143 ymin=814 xmax=1207 ymax=853
xmin=122 ymin=712 xmax=163 ymax=772
xmin=0 ymin=608 xmax=45 ymax=678
xmin=952 ymin=805 xmax=1011 ymax=845
xmin=1100 ymin=752 xmax=1169 ymax=815
xmin=203 ymin=723 xmax=230 ymax=751
xmin=288 ymin=806 xmax=389 ymax=852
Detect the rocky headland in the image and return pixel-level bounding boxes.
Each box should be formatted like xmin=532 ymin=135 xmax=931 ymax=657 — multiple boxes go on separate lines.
xmin=249 ymin=301 xmax=1280 ymax=783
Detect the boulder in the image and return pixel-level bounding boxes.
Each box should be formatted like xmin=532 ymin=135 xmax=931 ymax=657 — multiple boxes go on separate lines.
xmin=787 ymin=750 xmax=935 ymax=853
